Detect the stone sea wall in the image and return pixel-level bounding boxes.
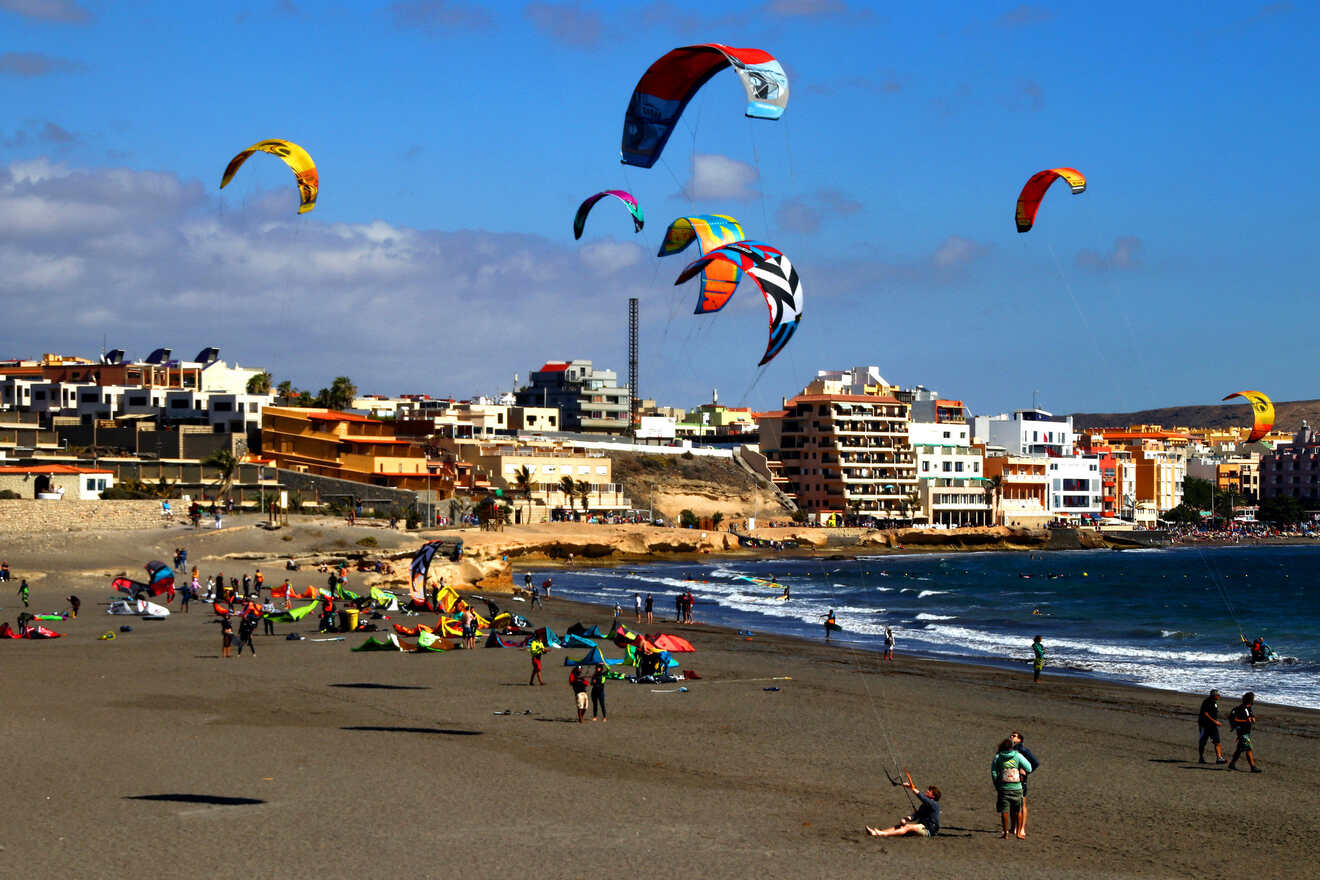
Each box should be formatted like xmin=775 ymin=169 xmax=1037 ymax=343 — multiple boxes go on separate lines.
xmin=0 ymin=499 xmax=165 ymax=536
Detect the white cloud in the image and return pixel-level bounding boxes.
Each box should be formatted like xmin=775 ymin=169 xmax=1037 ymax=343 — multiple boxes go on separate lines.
xmin=932 ymin=235 xmax=988 ymax=269
xmin=0 ymin=161 xmax=657 ymax=395
xmin=1075 ymin=236 xmax=1142 ymax=272
xmin=0 ymin=0 xmax=91 ymax=23
xmin=680 ymin=153 xmax=759 ymax=201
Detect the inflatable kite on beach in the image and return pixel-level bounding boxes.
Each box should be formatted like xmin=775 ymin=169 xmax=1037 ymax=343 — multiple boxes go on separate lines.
xmin=658 ymin=214 xmax=746 ymax=313
xmin=112 ymin=561 xmax=175 ymax=602
xmin=220 ymin=139 xmax=319 ymax=214
xmin=622 ymin=44 xmax=788 ymax=168
xmin=409 ymin=539 xmax=463 ymax=590
xmin=1222 ymin=390 xmax=1275 ymax=443
xmin=1015 ymin=168 xmax=1086 ymax=233
xmin=674 ymin=240 xmax=803 ymax=365
xmin=573 ymin=190 xmax=644 ymax=239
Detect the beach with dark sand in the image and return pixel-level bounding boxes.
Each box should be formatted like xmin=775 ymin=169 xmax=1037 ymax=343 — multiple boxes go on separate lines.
xmin=2 ymin=518 xmax=1318 ymax=879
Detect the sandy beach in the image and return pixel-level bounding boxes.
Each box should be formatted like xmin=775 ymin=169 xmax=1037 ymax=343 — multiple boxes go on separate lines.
xmin=2 ymin=517 xmax=1318 ymax=879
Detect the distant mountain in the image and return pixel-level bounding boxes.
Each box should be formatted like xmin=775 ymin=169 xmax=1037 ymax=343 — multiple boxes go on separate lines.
xmin=1070 ymin=399 xmax=1320 ymax=433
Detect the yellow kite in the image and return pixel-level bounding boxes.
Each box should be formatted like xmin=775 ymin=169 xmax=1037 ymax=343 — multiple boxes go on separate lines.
xmin=220 ymin=139 xmax=318 ymax=214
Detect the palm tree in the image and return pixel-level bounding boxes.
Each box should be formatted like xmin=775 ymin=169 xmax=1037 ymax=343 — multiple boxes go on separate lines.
xmin=559 ymin=476 xmax=576 ymax=513
xmin=514 ymin=465 xmax=533 ymax=524
xmin=203 ymin=448 xmax=238 ymax=500
xmin=276 ymin=380 xmax=294 ymax=404
xmin=246 ymin=370 xmax=273 ymax=395
xmin=982 ymin=474 xmax=1002 ymax=526
xmin=316 ymin=376 xmax=357 ymax=411
xmin=575 ymin=479 xmax=592 ymax=513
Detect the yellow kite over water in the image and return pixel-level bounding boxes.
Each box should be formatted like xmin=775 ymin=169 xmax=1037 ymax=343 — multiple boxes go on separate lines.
xmin=220 ymin=139 xmax=318 ymax=214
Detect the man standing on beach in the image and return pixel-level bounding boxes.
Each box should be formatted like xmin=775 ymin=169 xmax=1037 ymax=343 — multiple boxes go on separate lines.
xmin=1010 ymin=731 xmax=1039 ymax=838
xmin=528 ymin=637 xmax=546 ymax=685
xmin=1031 ymin=635 xmax=1045 ymax=683
xmin=570 ymin=665 xmax=589 ymax=722
xmin=634 ymin=592 xmax=641 ymax=624
xmin=17 ymin=578 xmax=29 ymax=608
xmin=541 ymin=577 xmax=552 ymax=599
xmin=67 ymin=595 xmax=79 ymax=617
xmin=236 ymin=612 xmax=258 ymax=656
xmin=883 ymin=626 xmax=895 ymax=660
xmin=645 ymin=592 xmax=653 ymax=624
xmin=590 ymin=663 xmax=608 ymax=721
xmin=1228 ymin=692 xmax=1260 ymax=772
xmin=1198 ymin=689 xmax=1227 ymax=764
xmin=992 ymin=737 xmax=1032 ymax=839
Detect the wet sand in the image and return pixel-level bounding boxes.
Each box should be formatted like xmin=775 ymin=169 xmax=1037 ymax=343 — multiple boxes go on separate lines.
xmin=2 ymin=519 xmax=1318 ymax=878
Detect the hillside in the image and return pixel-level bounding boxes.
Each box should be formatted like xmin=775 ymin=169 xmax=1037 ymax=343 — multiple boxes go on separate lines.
xmin=1071 ymin=398 xmax=1320 ymax=434
xmin=609 ymin=451 xmax=789 ymax=522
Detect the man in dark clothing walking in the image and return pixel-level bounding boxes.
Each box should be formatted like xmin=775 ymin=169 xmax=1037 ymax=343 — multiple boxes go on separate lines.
xmin=236 ymin=612 xmax=258 ymax=656
xmin=1198 ymin=689 xmax=1227 ymax=764
xmin=1228 ymin=692 xmax=1260 ymax=772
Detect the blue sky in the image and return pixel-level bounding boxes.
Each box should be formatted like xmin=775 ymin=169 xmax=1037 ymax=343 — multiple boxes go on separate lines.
xmin=1 ymin=0 xmax=1315 ymax=418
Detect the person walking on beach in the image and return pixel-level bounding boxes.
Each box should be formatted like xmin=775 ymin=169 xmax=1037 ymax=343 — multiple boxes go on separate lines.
xmin=1228 ymin=692 xmax=1260 ymax=772
xmin=541 ymin=577 xmax=552 ymax=599
xmin=675 ymin=592 xmax=683 ymax=622
xmin=1009 ymin=731 xmax=1039 ymax=838
xmin=67 ymin=595 xmax=80 ymax=617
xmin=1198 ymin=689 xmax=1227 ymax=764
xmin=634 ymin=592 xmax=642 ymax=624
xmin=825 ymin=609 xmax=837 ymax=642
xmin=570 ymin=665 xmax=589 ymax=723
xmin=992 ymin=737 xmax=1033 ymax=839
xmin=866 ymin=778 xmax=940 ymax=838
xmin=221 ymin=616 xmax=234 ymax=659
xmin=590 ymin=663 xmax=608 ymax=721
xmin=528 ymin=637 xmax=547 ymax=685
xmin=17 ymin=578 xmax=29 ymax=608
xmin=883 ymin=626 xmax=895 ymax=660
xmin=1031 ymin=635 xmax=1045 ymax=683
xmin=262 ymin=598 xmax=276 ymax=636
xmin=236 ymin=612 xmax=258 ymax=656
xmin=180 ymin=578 xmax=193 ymax=614
xmin=645 ymin=592 xmax=654 ymax=624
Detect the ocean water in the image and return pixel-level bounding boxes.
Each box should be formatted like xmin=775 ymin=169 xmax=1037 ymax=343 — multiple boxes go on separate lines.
xmin=541 ymin=545 xmax=1320 ymax=710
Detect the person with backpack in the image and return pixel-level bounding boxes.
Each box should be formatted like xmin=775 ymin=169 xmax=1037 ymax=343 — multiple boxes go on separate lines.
xmin=236 ymin=612 xmax=258 ymax=656
xmin=991 ymin=737 xmax=1033 ymax=839
xmin=1009 ymin=731 xmax=1040 ymax=838
xmin=528 ymin=638 xmax=547 ymax=686
xmin=1228 ymin=692 xmax=1261 ymax=772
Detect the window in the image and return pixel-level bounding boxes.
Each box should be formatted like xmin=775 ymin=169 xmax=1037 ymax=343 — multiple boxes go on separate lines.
xmin=170 ymin=399 xmax=189 ymax=409
xmin=80 ymin=392 xmax=98 ymax=403
xmin=213 ymin=401 xmax=233 ymax=412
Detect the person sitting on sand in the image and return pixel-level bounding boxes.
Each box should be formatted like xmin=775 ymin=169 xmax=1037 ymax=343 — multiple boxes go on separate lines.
xmin=992 ymin=737 xmax=1033 ymax=839
xmin=866 ymin=778 xmax=940 ymax=838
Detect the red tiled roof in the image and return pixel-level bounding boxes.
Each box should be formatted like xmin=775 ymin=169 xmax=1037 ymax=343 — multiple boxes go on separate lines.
xmin=0 ymin=464 xmax=112 ymax=475
xmin=537 ymin=362 xmax=570 ymax=373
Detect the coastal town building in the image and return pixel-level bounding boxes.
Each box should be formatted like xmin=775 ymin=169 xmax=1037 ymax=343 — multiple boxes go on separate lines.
xmin=909 ymin=421 xmax=991 ymax=526
xmin=983 ymin=454 xmax=1051 ymax=527
xmin=0 ymin=463 xmax=115 ymax=500
xmin=514 ymin=360 xmax=629 ymax=433
xmin=1259 ymin=421 xmax=1320 ymax=503
xmin=805 ymin=366 xmax=899 ymax=398
xmin=1095 ymin=428 xmax=1189 ymax=517
xmin=757 ymin=392 xmax=916 ymax=522
xmin=1046 ymin=455 xmax=1104 ymax=521
xmin=0 ymin=348 xmax=273 ymax=434
xmin=675 ymin=390 xmax=758 ymax=442
xmin=395 ymin=401 xmax=559 ymax=439
xmin=260 ymin=406 xmax=446 ymax=491
xmin=972 ymin=409 xmax=1075 ymax=457
xmin=438 ymin=436 xmax=631 ymax=523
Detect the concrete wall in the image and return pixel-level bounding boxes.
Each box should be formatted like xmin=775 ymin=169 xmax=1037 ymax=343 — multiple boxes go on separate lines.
xmin=0 ymin=498 xmax=164 ymax=535
xmin=273 ymin=468 xmax=418 ymax=513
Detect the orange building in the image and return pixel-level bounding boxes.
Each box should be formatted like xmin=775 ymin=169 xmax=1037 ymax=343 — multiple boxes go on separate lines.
xmin=260 ymin=406 xmax=450 ymax=491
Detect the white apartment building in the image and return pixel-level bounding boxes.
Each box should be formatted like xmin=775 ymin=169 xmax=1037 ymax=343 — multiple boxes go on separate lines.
xmin=909 ymin=421 xmax=991 ymax=526
xmin=973 ymin=409 xmax=1074 ymax=457
xmin=1047 ymin=455 xmax=1104 ymax=521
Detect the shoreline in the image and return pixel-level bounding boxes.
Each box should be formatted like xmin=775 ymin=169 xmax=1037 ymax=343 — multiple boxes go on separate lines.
xmin=3 ymin=515 xmax=1319 ymax=877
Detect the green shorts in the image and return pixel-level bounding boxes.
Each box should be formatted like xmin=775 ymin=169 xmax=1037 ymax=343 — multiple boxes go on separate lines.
xmin=996 ymin=789 xmax=1023 ymax=814
xmin=1236 ymin=732 xmax=1253 ymax=750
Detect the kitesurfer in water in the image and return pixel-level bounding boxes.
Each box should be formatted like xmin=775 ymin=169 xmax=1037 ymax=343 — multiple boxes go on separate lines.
xmin=1249 ymin=637 xmax=1273 ymax=663
xmin=824 ymin=609 xmax=836 ymax=642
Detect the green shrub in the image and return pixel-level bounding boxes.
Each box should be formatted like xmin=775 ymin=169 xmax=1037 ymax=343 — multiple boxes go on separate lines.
xmin=679 ymin=508 xmax=698 ymax=528
xmin=356 ymin=536 xmax=378 ymax=547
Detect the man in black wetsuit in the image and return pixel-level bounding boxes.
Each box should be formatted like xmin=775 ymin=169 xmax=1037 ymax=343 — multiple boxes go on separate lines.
xmin=866 ymin=779 xmax=941 ymax=838
xmin=1197 ymin=689 xmax=1227 ymax=764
